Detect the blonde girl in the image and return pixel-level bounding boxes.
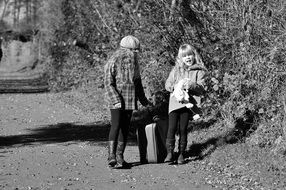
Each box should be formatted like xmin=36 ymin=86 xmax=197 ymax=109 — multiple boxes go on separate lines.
xmin=164 ymin=44 xmax=207 ymax=164
xmin=104 ymin=35 xmax=151 ymax=168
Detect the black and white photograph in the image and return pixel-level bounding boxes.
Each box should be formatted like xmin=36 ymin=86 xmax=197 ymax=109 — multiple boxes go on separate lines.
xmin=0 ymin=0 xmax=286 ymax=189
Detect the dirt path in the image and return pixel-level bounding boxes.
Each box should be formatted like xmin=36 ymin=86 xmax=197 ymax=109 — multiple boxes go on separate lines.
xmin=0 ymin=93 xmax=216 ymax=190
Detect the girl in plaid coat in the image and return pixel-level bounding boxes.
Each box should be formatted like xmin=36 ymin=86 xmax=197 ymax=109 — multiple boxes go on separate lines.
xmin=104 ymin=35 xmax=151 ymax=168
xmin=164 ymin=44 xmax=207 ymax=164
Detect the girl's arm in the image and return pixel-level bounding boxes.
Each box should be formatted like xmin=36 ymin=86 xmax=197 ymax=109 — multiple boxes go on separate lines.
xmin=165 ymin=68 xmax=176 ymax=92
xmin=104 ymin=62 xmax=121 ymax=105
xmin=134 ymin=76 xmax=150 ymax=106
xmin=188 ymin=70 xmax=207 ymax=96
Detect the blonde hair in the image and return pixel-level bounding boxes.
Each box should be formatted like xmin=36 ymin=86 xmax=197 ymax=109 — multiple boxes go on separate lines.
xmin=174 ymin=44 xmax=205 ymax=73
xmin=105 ymin=48 xmax=140 ymax=83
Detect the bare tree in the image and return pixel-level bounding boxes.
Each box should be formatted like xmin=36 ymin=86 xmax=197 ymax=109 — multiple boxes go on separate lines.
xmin=16 ymin=0 xmax=23 ymax=27
xmin=1 ymin=0 xmax=10 ymax=21
xmin=25 ymin=0 xmax=31 ymax=23
xmin=134 ymin=0 xmax=141 ymax=12
xmin=13 ymin=0 xmax=18 ymax=27
xmin=32 ymin=0 xmax=38 ymax=26
xmin=170 ymin=0 xmax=177 ymax=19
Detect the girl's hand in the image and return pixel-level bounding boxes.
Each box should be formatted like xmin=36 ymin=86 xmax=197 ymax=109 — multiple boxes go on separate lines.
xmin=114 ymin=103 xmax=122 ymax=109
xmin=193 ymin=114 xmax=200 ymax=120
xmin=152 ymin=115 xmax=160 ymax=122
xmin=186 ymin=103 xmax=193 ymax=108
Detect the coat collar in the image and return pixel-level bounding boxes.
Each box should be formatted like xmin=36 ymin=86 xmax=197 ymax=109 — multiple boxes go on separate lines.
xmin=186 ymin=63 xmax=207 ymax=71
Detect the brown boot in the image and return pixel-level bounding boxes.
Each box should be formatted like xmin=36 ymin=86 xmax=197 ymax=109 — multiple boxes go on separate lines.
xmin=177 ymin=153 xmax=185 ymax=164
xmin=164 ymin=139 xmax=175 ymax=163
xmin=107 ymin=141 xmax=117 ymax=167
xmin=115 ymin=141 xmax=130 ymax=168
xmin=177 ymin=140 xmax=187 ymax=165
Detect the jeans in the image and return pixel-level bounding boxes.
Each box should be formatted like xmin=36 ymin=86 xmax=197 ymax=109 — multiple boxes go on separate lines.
xmin=167 ymin=107 xmax=191 ymax=144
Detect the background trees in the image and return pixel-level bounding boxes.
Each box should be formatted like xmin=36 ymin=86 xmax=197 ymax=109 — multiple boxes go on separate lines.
xmin=0 ymin=0 xmax=40 ymax=31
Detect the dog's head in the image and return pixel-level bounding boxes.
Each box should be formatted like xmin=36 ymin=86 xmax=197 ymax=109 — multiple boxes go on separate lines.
xmin=153 ymin=90 xmax=169 ymax=105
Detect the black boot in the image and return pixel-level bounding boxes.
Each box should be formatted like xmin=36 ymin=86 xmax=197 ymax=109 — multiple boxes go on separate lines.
xmin=164 ymin=138 xmax=175 ymax=163
xmin=178 ymin=140 xmax=187 ymax=165
xmin=115 ymin=141 xmax=130 ymax=168
xmin=107 ymin=141 xmax=117 ymax=168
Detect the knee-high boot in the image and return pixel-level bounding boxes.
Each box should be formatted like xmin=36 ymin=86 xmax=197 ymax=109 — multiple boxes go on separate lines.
xmin=178 ymin=139 xmax=187 ymax=164
xmin=164 ymin=138 xmax=175 ymax=163
xmin=116 ymin=141 xmax=129 ymax=168
xmin=107 ymin=141 xmax=117 ymax=167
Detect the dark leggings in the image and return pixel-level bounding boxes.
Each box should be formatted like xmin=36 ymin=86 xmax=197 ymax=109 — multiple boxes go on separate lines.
xmin=167 ymin=107 xmax=191 ymax=143
xmin=109 ymin=109 xmax=133 ymax=142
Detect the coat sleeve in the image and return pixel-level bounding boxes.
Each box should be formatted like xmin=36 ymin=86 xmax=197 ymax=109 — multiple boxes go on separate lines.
xmin=104 ymin=62 xmax=121 ymax=105
xmin=134 ymin=76 xmax=149 ymax=106
xmin=188 ymin=70 xmax=207 ymax=96
xmin=165 ymin=67 xmax=176 ymax=92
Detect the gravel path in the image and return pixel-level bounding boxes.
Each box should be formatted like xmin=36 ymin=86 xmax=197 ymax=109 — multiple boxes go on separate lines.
xmin=0 ymin=93 xmax=216 ymax=190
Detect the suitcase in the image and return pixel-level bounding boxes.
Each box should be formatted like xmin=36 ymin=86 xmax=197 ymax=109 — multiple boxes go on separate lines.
xmin=137 ymin=119 xmax=168 ymax=163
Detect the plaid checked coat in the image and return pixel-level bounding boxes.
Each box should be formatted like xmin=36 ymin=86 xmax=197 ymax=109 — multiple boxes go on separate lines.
xmin=104 ymin=48 xmax=149 ymax=110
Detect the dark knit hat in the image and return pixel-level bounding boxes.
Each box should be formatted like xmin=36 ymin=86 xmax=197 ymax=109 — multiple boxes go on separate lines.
xmin=120 ymin=35 xmax=140 ymax=50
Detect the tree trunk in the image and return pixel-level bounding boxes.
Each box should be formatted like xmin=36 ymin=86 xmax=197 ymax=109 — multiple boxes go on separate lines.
xmin=32 ymin=0 xmax=37 ymax=25
xmin=16 ymin=1 xmax=21 ymax=27
xmin=25 ymin=0 xmax=30 ymax=24
xmin=1 ymin=0 xmax=10 ymax=21
xmin=13 ymin=0 xmax=17 ymax=27
xmin=169 ymin=0 xmax=177 ymax=19
xmin=135 ymin=0 xmax=141 ymax=12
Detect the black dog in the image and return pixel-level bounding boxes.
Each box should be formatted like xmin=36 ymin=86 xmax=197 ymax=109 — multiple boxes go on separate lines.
xmin=149 ymin=90 xmax=169 ymax=121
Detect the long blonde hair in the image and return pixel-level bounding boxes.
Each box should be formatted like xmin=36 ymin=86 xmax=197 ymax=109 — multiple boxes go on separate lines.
xmin=105 ymin=48 xmax=140 ymax=83
xmin=175 ymin=44 xmax=205 ymax=72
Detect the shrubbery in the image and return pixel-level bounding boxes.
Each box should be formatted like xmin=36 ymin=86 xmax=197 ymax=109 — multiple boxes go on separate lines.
xmin=41 ymin=0 xmax=286 ymax=152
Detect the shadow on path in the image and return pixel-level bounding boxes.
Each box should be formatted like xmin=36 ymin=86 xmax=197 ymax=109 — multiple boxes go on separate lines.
xmin=185 ymin=111 xmax=257 ymax=161
xmin=0 ymin=121 xmax=138 ymax=149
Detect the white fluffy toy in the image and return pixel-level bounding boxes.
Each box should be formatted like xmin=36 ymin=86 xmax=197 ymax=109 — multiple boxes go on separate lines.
xmin=172 ymin=78 xmax=190 ymax=103
xmin=171 ymin=78 xmax=200 ymax=121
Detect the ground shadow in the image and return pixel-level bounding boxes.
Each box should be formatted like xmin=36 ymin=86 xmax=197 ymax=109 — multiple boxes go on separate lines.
xmin=0 ymin=121 xmax=139 ymax=149
xmin=187 ymin=117 xmax=217 ymax=133
xmin=0 ymin=103 xmax=258 ymax=165
xmin=184 ymin=111 xmax=257 ymax=161
xmin=0 ymin=107 xmax=160 ymax=149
